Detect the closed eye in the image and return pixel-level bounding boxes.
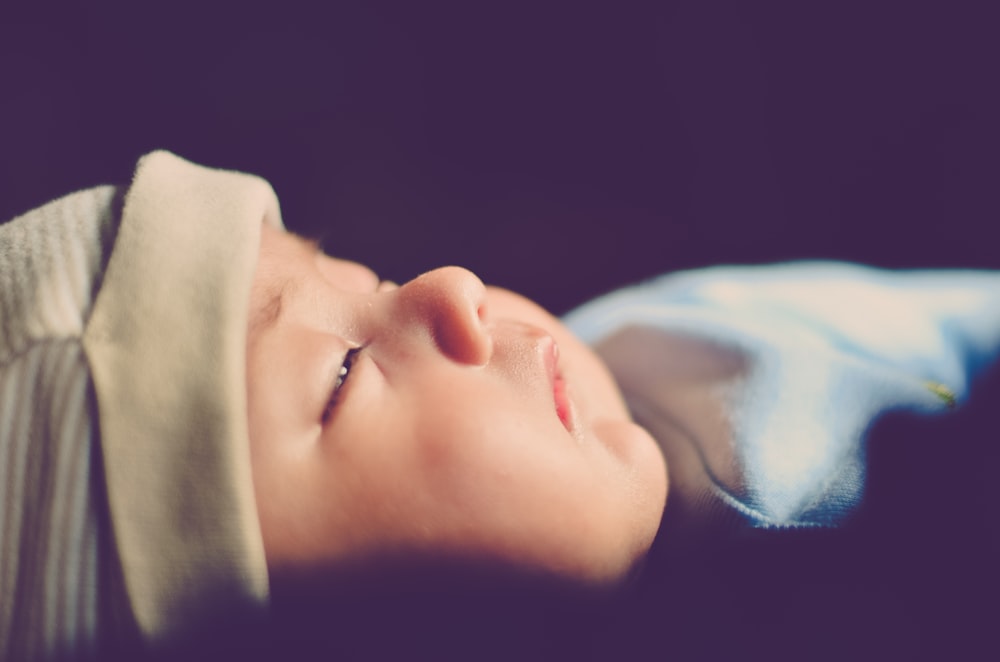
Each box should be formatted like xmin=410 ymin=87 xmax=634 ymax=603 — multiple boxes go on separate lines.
xmin=322 ymin=347 xmax=360 ymax=424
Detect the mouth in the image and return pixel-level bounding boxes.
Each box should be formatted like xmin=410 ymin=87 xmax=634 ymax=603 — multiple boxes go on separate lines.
xmin=545 ymin=339 xmax=574 ymax=432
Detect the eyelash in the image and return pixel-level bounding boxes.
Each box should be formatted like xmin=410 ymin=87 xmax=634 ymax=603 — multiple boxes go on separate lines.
xmin=322 ymin=347 xmax=360 ymax=424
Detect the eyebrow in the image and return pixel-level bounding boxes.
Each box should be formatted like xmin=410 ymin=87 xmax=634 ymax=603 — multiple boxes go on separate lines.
xmin=248 ymin=279 xmax=290 ymax=340
xmin=247 ymin=233 xmax=321 ymax=339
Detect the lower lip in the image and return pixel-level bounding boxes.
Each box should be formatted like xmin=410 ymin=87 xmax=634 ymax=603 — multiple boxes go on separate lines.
xmin=548 ymin=342 xmax=573 ymax=431
xmin=553 ymin=370 xmax=572 ymax=429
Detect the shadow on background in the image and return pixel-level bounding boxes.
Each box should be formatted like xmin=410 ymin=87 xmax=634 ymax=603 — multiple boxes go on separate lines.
xmin=3 ymin=1 xmax=998 ymax=660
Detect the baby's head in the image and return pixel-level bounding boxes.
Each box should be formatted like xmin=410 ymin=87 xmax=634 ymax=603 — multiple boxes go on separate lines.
xmin=2 ymin=150 xmax=666 ymax=655
xmin=246 ymin=222 xmax=668 ymax=586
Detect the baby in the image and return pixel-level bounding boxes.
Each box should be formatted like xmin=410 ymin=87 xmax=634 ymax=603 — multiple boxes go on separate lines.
xmin=2 ymin=151 xmax=998 ymax=660
xmin=246 ymin=222 xmax=668 ymax=585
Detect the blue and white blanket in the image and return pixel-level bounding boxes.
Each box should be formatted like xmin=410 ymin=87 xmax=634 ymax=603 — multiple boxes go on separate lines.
xmin=565 ymin=262 xmax=1000 ymax=527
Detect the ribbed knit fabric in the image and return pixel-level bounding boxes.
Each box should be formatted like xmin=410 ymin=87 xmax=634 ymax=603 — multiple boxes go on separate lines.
xmin=0 ymin=187 xmax=121 ymax=660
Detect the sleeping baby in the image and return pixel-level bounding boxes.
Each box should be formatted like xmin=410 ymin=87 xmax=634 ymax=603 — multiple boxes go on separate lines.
xmin=2 ymin=151 xmax=997 ymax=660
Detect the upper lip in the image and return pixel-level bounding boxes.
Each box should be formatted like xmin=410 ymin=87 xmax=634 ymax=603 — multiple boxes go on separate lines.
xmin=493 ymin=321 xmax=573 ymax=431
xmin=541 ymin=334 xmax=558 ymax=386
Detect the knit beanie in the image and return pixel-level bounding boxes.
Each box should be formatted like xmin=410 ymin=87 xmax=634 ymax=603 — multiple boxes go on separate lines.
xmin=0 ymin=151 xmax=273 ymax=658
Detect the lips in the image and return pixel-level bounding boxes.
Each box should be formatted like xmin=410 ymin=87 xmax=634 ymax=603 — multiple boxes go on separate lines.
xmin=497 ymin=322 xmax=575 ymax=433
xmin=544 ymin=338 xmax=574 ymax=431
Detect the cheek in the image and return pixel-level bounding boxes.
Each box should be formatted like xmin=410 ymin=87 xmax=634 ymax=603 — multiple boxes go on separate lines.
xmin=315 ymin=390 xmax=491 ymax=550
xmin=358 ymin=384 xmax=560 ymax=544
xmin=408 ymin=392 xmax=524 ymax=503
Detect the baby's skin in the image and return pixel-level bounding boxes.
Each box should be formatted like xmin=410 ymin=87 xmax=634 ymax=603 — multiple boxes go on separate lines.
xmin=245 ymin=224 xmax=668 ymax=585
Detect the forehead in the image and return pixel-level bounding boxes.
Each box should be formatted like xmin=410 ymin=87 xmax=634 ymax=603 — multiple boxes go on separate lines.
xmin=259 ymin=225 xmax=323 ymax=266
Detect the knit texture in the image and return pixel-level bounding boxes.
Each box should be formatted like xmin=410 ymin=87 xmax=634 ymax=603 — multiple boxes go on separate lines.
xmin=2 ymin=151 xmax=278 ymax=658
xmin=0 ymin=187 xmax=120 ymax=660
xmin=83 ymin=151 xmax=273 ymax=642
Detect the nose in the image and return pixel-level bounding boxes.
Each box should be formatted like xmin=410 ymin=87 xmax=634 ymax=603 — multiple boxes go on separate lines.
xmin=392 ymin=266 xmax=492 ymax=365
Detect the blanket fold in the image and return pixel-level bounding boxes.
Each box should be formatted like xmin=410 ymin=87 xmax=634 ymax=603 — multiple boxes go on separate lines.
xmin=565 ymin=262 xmax=1000 ymax=526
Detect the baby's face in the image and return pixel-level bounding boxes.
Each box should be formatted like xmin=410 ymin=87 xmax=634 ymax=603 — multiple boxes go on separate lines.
xmin=246 ymin=225 xmax=667 ymax=583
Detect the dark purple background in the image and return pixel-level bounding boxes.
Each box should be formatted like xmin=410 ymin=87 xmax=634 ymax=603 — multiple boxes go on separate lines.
xmin=3 ymin=0 xmax=998 ymax=317
xmin=3 ymin=2 xmax=998 ymax=660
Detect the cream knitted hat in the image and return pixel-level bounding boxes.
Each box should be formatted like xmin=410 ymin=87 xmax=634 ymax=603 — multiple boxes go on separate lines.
xmin=1 ymin=151 xmax=274 ymax=657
